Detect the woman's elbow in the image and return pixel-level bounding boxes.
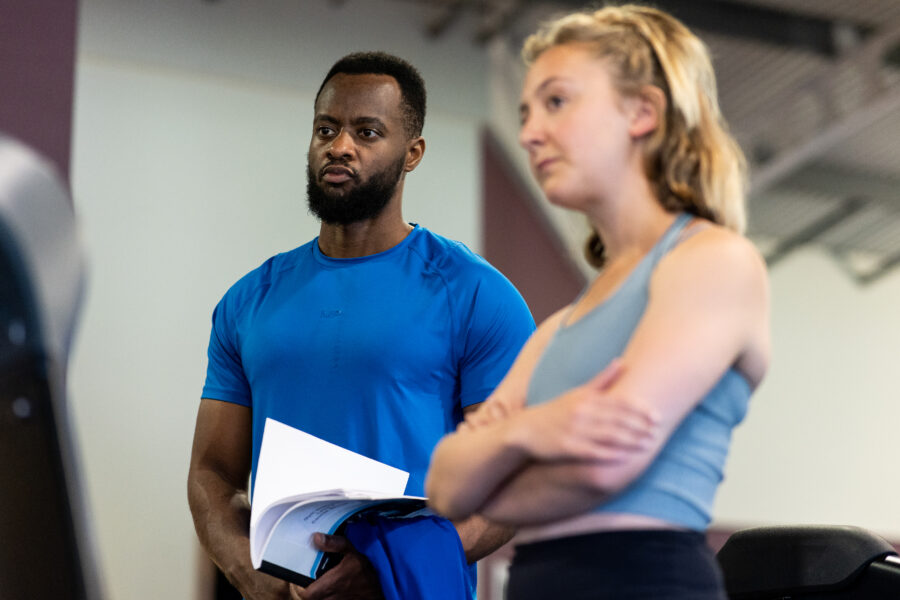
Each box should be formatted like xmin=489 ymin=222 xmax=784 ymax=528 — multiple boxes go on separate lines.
xmin=425 ymin=475 xmax=471 ymax=521
xmin=423 ymin=473 xmax=442 ymax=511
xmin=580 ymin=460 xmax=642 ymax=497
xmin=425 ymin=455 xmax=467 ymax=520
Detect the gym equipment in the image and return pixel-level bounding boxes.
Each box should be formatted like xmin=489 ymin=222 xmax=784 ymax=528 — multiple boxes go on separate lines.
xmin=717 ymin=524 xmax=900 ymax=599
xmin=0 ymin=134 xmax=101 ymax=599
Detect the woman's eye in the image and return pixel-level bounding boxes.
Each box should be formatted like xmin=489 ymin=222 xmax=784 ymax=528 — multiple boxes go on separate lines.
xmin=547 ymin=95 xmax=565 ymax=109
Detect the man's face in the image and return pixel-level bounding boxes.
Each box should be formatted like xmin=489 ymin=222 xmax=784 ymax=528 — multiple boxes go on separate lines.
xmin=307 ymin=73 xmax=411 ymax=225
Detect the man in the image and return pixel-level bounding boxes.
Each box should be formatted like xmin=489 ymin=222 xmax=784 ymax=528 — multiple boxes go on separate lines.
xmin=187 ymin=51 xmax=535 ymax=600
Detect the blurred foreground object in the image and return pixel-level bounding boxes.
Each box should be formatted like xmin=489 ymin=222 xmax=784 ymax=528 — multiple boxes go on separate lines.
xmin=0 ymin=134 xmax=101 ymax=599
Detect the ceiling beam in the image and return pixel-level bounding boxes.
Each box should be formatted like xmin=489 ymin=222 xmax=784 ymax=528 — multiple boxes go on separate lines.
xmin=487 ymin=0 xmax=871 ymax=51
xmin=857 ymin=249 xmax=900 ymax=285
xmin=424 ymin=0 xmax=466 ymax=37
xmin=647 ymin=0 xmax=872 ymax=57
xmin=475 ymin=0 xmax=524 ymax=42
xmin=778 ymin=164 xmax=900 ymax=207
xmin=749 ymin=82 xmax=900 ymax=194
xmin=764 ymin=197 xmax=866 ymax=266
xmin=398 ymin=0 xmax=874 ymax=51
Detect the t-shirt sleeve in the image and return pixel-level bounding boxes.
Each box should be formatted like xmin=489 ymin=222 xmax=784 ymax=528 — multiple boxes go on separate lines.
xmin=201 ymin=295 xmax=252 ymax=406
xmin=457 ymin=269 xmax=535 ymax=408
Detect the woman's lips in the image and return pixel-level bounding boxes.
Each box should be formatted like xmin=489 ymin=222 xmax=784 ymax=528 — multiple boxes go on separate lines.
xmin=534 ymin=157 xmax=558 ymax=175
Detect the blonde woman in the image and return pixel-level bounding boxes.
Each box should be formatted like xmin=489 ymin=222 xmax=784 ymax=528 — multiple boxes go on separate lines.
xmin=425 ymin=5 xmax=770 ymax=599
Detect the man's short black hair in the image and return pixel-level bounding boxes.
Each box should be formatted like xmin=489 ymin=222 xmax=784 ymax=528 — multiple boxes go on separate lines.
xmin=315 ymin=51 xmax=427 ymax=139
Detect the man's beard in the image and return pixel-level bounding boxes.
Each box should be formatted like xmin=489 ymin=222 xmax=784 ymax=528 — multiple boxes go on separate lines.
xmin=306 ymin=155 xmax=406 ymax=225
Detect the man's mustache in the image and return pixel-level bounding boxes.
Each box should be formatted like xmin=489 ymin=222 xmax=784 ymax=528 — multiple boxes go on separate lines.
xmin=319 ymin=161 xmax=359 ymax=180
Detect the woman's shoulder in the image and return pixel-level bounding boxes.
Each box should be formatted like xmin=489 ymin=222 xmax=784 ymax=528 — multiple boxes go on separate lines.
xmin=651 ymin=219 xmax=769 ymax=329
xmin=666 ymin=220 xmax=768 ymax=285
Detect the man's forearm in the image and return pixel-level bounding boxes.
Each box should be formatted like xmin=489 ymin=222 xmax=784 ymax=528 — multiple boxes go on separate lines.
xmin=188 ymin=468 xmax=255 ymax=588
xmin=453 ymin=514 xmax=516 ymax=563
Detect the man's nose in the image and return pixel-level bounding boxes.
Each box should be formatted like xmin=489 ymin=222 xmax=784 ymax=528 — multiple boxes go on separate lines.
xmin=326 ymin=129 xmax=354 ymax=160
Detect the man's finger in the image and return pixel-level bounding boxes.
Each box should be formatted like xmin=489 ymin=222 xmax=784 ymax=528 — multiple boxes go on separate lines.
xmin=312 ymin=532 xmax=350 ymax=553
xmin=299 ymin=560 xmax=346 ymax=600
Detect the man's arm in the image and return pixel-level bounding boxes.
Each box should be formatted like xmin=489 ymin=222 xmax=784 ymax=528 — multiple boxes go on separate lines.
xmin=187 ymin=398 xmax=292 ymax=600
xmin=453 ymin=514 xmax=515 ymax=563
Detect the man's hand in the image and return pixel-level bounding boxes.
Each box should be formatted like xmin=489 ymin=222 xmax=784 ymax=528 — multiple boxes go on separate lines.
xmin=290 ymin=533 xmax=383 ymax=600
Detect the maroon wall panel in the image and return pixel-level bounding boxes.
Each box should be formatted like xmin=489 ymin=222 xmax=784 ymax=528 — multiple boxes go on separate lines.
xmin=0 ymin=0 xmax=79 ymax=180
xmin=481 ymin=129 xmax=586 ymax=324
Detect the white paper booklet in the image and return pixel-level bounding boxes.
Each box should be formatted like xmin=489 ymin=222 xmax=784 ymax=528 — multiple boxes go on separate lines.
xmin=249 ymin=418 xmax=427 ymax=585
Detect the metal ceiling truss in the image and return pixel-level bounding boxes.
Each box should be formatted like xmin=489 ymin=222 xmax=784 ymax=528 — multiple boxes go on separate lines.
xmin=764 ymin=164 xmax=900 ymax=283
xmin=763 ymin=197 xmax=866 ymax=267
xmin=395 ymin=0 xmax=877 ymax=51
xmin=747 ymin=21 xmax=900 ymax=195
xmin=352 ymin=0 xmax=900 ymax=283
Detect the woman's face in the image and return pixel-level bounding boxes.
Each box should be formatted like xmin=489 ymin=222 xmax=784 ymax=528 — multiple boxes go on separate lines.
xmin=518 ymin=43 xmax=638 ymax=210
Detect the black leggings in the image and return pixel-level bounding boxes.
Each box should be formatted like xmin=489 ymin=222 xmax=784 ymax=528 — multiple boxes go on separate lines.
xmin=506 ymin=530 xmax=726 ymax=600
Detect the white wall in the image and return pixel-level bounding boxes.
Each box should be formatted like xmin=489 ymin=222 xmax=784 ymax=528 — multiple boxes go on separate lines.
xmin=69 ymin=1 xmax=488 ymax=599
xmin=715 ymin=246 xmax=900 ymax=539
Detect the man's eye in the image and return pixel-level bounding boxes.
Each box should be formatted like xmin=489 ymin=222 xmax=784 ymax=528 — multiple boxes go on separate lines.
xmin=360 ymin=129 xmax=379 ymax=138
xmin=317 ymin=126 xmax=335 ymax=137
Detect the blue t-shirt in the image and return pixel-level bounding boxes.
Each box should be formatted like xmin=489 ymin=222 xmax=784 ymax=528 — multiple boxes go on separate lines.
xmin=203 ymin=225 xmax=535 ymax=496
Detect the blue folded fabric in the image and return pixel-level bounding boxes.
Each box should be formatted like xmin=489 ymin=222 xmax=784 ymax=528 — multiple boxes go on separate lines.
xmin=344 ymin=512 xmax=474 ymax=600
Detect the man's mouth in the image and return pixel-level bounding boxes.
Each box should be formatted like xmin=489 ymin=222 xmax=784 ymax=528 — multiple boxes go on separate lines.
xmin=320 ymin=164 xmax=356 ymax=184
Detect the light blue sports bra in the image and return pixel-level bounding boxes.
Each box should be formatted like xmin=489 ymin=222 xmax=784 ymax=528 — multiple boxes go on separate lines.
xmin=525 ymin=213 xmax=751 ymax=531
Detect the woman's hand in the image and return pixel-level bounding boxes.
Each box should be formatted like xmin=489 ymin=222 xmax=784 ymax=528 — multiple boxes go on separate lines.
xmin=509 ymin=360 xmax=660 ymax=462
xmin=458 ymin=398 xmax=516 ymax=433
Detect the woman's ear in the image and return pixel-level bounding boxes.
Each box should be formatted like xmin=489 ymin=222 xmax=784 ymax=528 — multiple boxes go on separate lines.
xmin=628 ymin=85 xmax=666 ymax=138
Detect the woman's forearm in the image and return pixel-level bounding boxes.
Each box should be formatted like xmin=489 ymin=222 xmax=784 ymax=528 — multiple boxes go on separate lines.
xmin=479 ymin=460 xmax=611 ymax=526
xmin=428 ymin=370 xmax=658 ymax=522
xmin=425 ymin=417 xmax=534 ymax=521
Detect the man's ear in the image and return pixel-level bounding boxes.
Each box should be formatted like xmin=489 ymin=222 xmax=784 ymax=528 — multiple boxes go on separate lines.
xmin=628 ymin=85 xmax=666 ymax=139
xmin=405 ymin=137 xmax=426 ymax=172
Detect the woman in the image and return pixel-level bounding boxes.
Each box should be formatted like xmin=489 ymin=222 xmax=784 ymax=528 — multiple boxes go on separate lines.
xmin=425 ymin=5 xmax=770 ymax=599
